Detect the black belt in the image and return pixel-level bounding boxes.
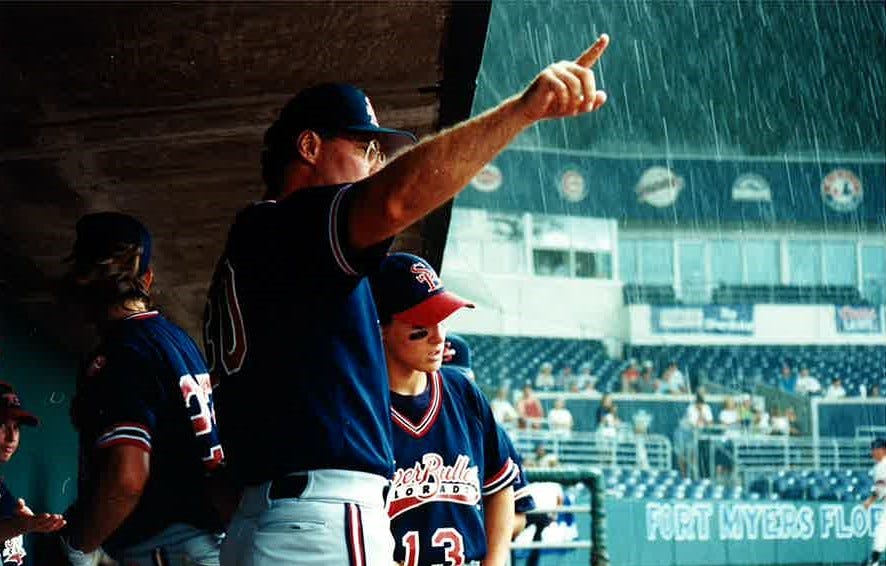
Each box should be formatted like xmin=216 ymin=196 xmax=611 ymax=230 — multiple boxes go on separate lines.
xmin=268 ymin=474 xmax=391 ymax=503
xmin=269 ymin=474 xmax=309 ymax=500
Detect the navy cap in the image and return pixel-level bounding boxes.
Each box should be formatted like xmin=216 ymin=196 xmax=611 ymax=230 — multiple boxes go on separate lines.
xmin=0 ymin=382 xmax=38 ymax=426
xmin=370 ymin=253 xmax=474 ymax=326
xmin=443 ymin=334 xmax=472 ymax=369
xmin=69 ymin=212 xmax=152 ymax=276
xmin=873 ymin=438 xmax=886 ymax=450
xmin=268 ymin=83 xmax=417 ymax=153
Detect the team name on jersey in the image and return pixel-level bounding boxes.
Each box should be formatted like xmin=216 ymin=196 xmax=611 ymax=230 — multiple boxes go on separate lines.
xmin=388 ymin=453 xmax=480 ymax=519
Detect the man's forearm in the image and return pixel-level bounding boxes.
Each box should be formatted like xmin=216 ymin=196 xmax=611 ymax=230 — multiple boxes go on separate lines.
xmin=66 ymin=446 xmax=149 ymax=552
xmin=350 ymin=96 xmax=529 ymax=248
xmin=482 ymin=486 xmax=515 ymax=566
xmin=68 ymin=484 xmax=141 ymax=552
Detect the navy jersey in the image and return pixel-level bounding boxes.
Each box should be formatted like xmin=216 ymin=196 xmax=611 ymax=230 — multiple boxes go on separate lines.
xmin=388 ymin=367 xmax=517 ymax=565
xmin=203 ymin=184 xmax=394 ymax=485
xmin=0 ymin=480 xmax=27 ymax=566
xmin=499 ymin=427 xmax=536 ymax=514
xmin=70 ymin=311 xmax=224 ymax=552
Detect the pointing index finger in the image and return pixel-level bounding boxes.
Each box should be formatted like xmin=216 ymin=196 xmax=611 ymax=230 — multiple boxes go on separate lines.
xmin=575 ymin=33 xmax=610 ymax=68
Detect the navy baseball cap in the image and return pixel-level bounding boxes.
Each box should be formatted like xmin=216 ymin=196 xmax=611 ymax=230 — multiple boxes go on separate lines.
xmin=872 ymin=438 xmax=886 ymax=450
xmin=370 ymin=253 xmax=474 ymax=326
xmin=443 ymin=334 xmax=473 ymax=368
xmin=0 ymin=383 xmax=38 ymax=426
xmin=269 ymin=83 xmax=417 ymax=152
xmin=68 ymin=212 xmax=152 ymax=276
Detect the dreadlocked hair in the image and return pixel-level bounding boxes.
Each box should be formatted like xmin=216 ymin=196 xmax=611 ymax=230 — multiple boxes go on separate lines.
xmin=71 ymin=242 xmax=151 ymax=308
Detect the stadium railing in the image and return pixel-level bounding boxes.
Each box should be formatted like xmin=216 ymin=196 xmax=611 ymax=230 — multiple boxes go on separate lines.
xmin=510 ymin=429 xmax=673 ymax=470
xmin=699 ymin=433 xmax=873 ymax=481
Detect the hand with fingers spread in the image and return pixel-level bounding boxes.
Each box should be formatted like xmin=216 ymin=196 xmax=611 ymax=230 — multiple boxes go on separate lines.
xmin=517 ymin=33 xmax=610 ymax=122
xmin=15 ymin=497 xmax=67 ymax=533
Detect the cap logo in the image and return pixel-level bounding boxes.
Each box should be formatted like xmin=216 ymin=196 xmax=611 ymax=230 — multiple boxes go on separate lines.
xmin=1 ymin=393 xmax=20 ymax=408
xmin=364 ymin=97 xmax=379 ymax=127
xmin=410 ymin=263 xmax=442 ymax=293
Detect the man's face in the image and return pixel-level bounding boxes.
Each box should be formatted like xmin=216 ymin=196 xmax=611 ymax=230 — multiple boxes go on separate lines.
xmin=873 ymin=447 xmax=886 ymax=461
xmin=0 ymin=419 xmax=21 ymax=463
xmin=313 ymin=134 xmax=385 ymax=185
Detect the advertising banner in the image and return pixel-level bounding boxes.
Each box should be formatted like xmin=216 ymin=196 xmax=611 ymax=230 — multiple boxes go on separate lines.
xmin=652 ymin=305 xmax=754 ymax=335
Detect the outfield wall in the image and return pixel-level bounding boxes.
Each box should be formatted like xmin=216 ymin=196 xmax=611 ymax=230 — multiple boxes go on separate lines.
xmin=607 ymin=499 xmax=878 ymax=566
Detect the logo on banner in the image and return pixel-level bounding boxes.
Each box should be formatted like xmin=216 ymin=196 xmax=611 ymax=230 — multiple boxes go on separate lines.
xmin=835 ymin=305 xmax=882 ymax=334
xmin=470 ymin=163 xmax=503 ymax=193
xmin=636 ymin=166 xmax=684 ymax=208
xmin=652 ymin=305 xmax=754 ymax=335
xmin=559 ymin=168 xmax=587 ymax=202
xmin=732 ymin=173 xmax=772 ymax=202
xmin=821 ymin=169 xmax=863 ymax=212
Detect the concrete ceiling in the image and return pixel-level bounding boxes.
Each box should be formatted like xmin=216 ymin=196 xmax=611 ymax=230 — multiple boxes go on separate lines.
xmin=0 ymin=2 xmax=491 ymax=351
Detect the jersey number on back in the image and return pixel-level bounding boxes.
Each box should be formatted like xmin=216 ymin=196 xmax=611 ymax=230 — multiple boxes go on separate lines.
xmin=402 ymin=528 xmax=465 ymax=566
xmin=179 ymin=372 xmax=224 ymax=470
xmin=204 ymin=259 xmax=247 ymax=379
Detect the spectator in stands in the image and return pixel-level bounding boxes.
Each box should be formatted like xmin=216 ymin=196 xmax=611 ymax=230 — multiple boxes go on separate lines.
xmin=575 ymin=363 xmax=596 ymax=391
xmin=718 ymin=397 xmax=740 ymax=429
xmin=752 ymin=405 xmax=771 ymax=435
xmin=620 ymin=359 xmax=640 ymax=393
xmin=547 ymin=398 xmax=574 ymax=435
xmin=634 ymin=367 xmax=657 ymax=394
xmin=579 ymin=378 xmax=598 ymax=395
xmin=518 ymin=383 xmax=545 ymax=429
xmin=558 ymin=365 xmax=573 ymax=390
xmin=795 ymin=367 xmax=822 ymax=396
xmin=825 ymin=376 xmax=847 ymax=399
xmin=739 ymin=395 xmax=754 ymax=429
xmin=535 ymin=362 xmax=556 ymax=391
xmin=491 ymin=387 xmax=518 ymax=427
xmin=531 ymin=444 xmax=559 ymax=468
xmin=659 ymin=361 xmax=688 ymax=395
xmin=770 ymin=406 xmax=799 ymax=435
xmin=675 ymin=391 xmax=713 ymax=478
xmin=595 ymin=394 xmax=620 ymax=438
xmin=871 ymin=385 xmax=881 ymax=398
xmin=777 ymin=364 xmax=797 ymax=394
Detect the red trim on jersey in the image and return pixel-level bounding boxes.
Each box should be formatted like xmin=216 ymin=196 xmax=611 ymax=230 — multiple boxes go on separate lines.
xmin=391 ymin=371 xmax=443 ymax=439
xmin=482 ymin=457 xmax=519 ymax=495
xmin=98 ymin=437 xmax=153 ymax=453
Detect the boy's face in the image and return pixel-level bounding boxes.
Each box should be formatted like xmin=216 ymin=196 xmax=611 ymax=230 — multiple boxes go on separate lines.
xmin=0 ymin=419 xmax=21 ymax=463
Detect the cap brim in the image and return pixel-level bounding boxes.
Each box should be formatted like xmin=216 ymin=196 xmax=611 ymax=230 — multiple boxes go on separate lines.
xmin=0 ymin=408 xmax=38 ymax=427
xmin=344 ymin=125 xmax=418 ymax=153
xmin=393 ymin=291 xmax=474 ymax=327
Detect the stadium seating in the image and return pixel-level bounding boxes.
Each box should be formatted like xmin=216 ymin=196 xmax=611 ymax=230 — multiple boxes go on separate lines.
xmin=600 ymin=467 xmax=873 ymax=502
xmin=625 ymin=344 xmax=886 ymax=396
xmin=462 ymin=333 xmax=886 ymax=396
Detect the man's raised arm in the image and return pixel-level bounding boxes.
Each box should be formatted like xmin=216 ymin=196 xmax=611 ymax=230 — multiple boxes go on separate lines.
xmin=348 ymin=34 xmax=610 ymax=250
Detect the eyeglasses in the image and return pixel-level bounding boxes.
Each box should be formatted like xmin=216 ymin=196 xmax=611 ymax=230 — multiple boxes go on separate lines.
xmin=361 ymin=139 xmax=386 ymax=167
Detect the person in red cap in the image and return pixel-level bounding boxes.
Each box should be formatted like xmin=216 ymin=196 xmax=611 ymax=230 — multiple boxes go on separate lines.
xmin=369 ymin=253 xmax=516 ymax=566
xmin=0 ymin=382 xmax=66 ymax=566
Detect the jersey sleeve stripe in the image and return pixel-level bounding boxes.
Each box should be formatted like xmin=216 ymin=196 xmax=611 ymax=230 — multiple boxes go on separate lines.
xmin=482 ymin=458 xmax=519 ymax=496
xmin=95 ymin=424 xmax=152 ymax=451
xmin=328 ymin=185 xmax=360 ymax=277
xmin=96 ymin=435 xmax=152 ymax=453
